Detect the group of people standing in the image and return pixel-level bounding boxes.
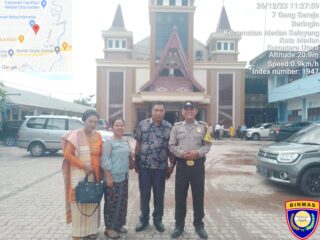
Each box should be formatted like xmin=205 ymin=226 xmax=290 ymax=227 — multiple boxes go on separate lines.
xmin=211 ymin=123 xmax=247 ymax=140
xmin=213 ymin=122 xmax=224 ymax=140
xmin=61 ymin=100 xmax=212 ymax=240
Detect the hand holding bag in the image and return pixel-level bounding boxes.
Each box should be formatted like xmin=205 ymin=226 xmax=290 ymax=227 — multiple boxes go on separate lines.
xmin=75 ymin=172 xmax=104 ymax=217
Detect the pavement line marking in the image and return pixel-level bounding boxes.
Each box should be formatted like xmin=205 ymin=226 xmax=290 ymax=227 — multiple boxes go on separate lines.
xmin=0 ymin=170 xmax=60 ymax=202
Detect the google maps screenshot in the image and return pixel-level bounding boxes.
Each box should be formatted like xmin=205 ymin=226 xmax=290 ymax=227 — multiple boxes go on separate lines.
xmin=0 ymin=0 xmax=319 ymax=239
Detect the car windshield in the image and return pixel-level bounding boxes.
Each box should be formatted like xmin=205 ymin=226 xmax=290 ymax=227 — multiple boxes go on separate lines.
xmin=254 ymin=124 xmax=263 ymax=128
xmin=285 ymin=124 xmax=320 ymax=145
xmin=283 ymin=123 xmax=293 ymax=127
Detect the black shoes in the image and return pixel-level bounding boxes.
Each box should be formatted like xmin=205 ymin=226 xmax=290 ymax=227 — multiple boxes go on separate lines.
xmin=154 ymin=222 xmax=165 ymax=232
xmin=135 ymin=222 xmax=149 ymax=232
xmin=171 ymin=226 xmax=184 ymax=238
xmin=195 ymin=227 xmax=208 ymax=239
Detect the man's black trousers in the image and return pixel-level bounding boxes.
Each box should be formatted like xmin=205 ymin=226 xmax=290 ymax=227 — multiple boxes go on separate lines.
xmin=175 ymin=160 xmax=205 ymax=229
xmin=138 ymin=167 xmax=166 ymax=224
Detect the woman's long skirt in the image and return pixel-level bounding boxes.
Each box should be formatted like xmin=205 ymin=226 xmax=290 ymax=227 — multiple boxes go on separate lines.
xmin=70 ymin=202 xmax=100 ymax=237
xmin=104 ymin=178 xmax=128 ymax=230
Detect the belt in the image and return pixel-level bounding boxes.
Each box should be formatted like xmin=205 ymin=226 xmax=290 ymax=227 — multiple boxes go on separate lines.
xmin=175 ymin=157 xmax=205 ymax=167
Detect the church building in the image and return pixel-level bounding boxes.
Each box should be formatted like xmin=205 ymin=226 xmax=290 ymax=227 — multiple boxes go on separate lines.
xmin=96 ymin=0 xmax=246 ymax=133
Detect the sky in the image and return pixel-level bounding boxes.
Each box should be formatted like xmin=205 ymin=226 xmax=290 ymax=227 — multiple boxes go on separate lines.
xmin=1 ymin=0 xmax=319 ymax=102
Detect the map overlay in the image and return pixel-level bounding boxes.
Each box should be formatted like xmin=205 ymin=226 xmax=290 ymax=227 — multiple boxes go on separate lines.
xmin=0 ymin=0 xmax=72 ymax=72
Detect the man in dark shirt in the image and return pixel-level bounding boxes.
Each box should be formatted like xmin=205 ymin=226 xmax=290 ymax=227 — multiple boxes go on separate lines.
xmin=134 ymin=102 xmax=174 ymax=233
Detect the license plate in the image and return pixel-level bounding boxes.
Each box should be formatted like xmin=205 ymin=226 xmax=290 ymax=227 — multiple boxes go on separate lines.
xmin=260 ymin=166 xmax=269 ymax=177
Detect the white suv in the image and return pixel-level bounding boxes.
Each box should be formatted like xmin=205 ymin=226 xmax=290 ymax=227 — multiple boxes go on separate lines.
xmin=246 ymin=123 xmax=273 ymax=141
xmin=17 ymin=115 xmax=84 ymax=157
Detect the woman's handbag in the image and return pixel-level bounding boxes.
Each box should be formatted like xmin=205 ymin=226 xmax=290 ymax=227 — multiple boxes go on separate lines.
xmin=75 ymin=172 xmax=105 ymax=217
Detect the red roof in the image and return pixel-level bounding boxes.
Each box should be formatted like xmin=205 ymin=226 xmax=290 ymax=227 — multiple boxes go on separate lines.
xmin=140 ymin=27 xmax=204 ymax=92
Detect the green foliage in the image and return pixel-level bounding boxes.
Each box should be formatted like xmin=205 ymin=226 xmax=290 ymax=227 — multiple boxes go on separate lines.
xmin=0 ymin=83 xmax=7 ymax=111
xmin=0 ymin=82 xmax=6 ymax=98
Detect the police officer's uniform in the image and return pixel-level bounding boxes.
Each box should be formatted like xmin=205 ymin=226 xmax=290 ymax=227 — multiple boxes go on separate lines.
xmin=169 ymin=101 xmax=212 ymax=239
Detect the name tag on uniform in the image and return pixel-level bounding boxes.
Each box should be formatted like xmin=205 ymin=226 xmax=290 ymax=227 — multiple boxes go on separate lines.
xmin=186 ymin=160 xmax=195 ymax=166
xmin=197 ymin=127 xmax=201 ymax=133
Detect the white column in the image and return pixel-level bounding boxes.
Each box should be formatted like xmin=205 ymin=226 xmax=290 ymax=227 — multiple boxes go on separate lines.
xmin=18 ymin=108 xmax=22 ymax=120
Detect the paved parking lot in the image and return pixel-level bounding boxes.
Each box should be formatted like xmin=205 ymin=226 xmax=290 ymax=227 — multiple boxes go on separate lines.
xmin=0 ymin=139 xmax=319 ymax=239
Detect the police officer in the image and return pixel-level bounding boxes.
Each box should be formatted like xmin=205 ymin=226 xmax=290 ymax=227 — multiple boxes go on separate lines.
xmin=169 ymin=101 xmax=212 ymax=239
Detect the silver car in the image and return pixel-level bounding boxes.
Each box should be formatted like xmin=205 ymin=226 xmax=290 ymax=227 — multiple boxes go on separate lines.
xmin=17 ymin=115 xmax=84 ymax=157
xmin=256 ymin=122 xmax=320 ymax=196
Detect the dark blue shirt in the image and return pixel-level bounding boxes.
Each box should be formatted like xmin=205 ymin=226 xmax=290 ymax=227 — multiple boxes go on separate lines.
xmin=135 ymin=118 xmax=172 ymax=170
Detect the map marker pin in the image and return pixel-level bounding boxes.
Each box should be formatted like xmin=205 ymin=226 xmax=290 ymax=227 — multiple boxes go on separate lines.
xmin=8 ymin=49 xmax=14 ymax=57
xmin=32 ymin=24 xmax=40 ymax=35
xmin=62 ymin=42 xmax=68 ymax=50
xmin=54 ymin=46 xmax=60 ymax=54
xmin=41 ymin=0 xmax=47 ymax=8
xmin=18 ymin=35 xmax=25 ymax=43
xmin=29 ymin=20 xmax=35 ymax=27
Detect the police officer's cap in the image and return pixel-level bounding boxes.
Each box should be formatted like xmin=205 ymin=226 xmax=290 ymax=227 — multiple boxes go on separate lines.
xmin=183 ymin=101 xmax=196 ymax=109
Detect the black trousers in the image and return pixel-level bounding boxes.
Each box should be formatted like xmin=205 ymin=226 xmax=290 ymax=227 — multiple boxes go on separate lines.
xmin=138 ymin=167 xmax=166 ymax=224
xmin=241 ymin=130 xmax=247 ymax=140
xmin=175 ymin=160 xmax=205 ymax=229
xmin=214 ymin=130 xmax=220 ymax=139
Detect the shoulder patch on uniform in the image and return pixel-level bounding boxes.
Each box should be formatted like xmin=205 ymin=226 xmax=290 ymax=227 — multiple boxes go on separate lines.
xmin=174 ymin=122 xmax=183 ymax=126
xmin=198 ymin=121 xmax=206 ymax=125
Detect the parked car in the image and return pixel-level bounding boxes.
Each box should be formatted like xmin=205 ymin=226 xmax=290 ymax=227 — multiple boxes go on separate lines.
xmin=97 ymin=119 xmax=109 ymax=130
xmin=246 ymin=123 xmax=273 ymax=141
xmin=99 ymin=129 xmax=113 ymax=141
xmin=274 ymin=121 xmax=311 ymax=141
xmin=17 ymin=115 xmax=84 ymax=157
xmin=0 ymin=120 xmax=24 ymax=146
xmin=256 ymin=122 xmax=320 ymax=196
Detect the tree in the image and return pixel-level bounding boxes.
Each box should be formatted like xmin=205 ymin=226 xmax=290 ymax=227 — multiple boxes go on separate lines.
xmin=0 ymin=82 xmax=6 ymax=98
xmin=73 ymin=94 xmax=95 ymax=107
xmin=0 ymin=82 xmax=7 ymax=112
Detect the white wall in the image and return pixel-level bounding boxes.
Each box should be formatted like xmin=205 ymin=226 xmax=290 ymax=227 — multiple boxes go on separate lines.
xmin=193 ymin=69 xmax=207 ymax=92
xmin=136 ymin=68 xmax=150 ymax=93
xmin=307 ymin=94 xmax=320 ymax=109
xmin=287 ymin=98 xmax=302 ymax=111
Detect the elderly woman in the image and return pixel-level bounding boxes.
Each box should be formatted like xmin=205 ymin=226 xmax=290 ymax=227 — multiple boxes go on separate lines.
xmin=61 ymin=109 xmax=103 ymax=240
xmin=102 ymin=118 xmax=133 ymax=239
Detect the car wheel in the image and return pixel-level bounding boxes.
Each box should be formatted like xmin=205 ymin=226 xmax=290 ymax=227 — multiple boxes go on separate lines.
xmin=49 ymin=149 xmax=59 ymax=154
xmin=4 ymin=136 xmax=16 ymax=146
xmin=251 ymin=133 xmax=260 ymax=141
xmin=300 ymin=167 xmax=320 ymax=196
xmin=30 ymin=142 xmax=45 ymax=157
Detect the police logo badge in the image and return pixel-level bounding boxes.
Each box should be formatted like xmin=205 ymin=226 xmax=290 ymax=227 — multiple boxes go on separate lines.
xmin=285 ymin=200 xmax=319 ymax=239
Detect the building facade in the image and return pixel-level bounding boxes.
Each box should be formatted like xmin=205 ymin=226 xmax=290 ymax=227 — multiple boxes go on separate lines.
xmin=0 ymin=85 xmax=93 ymax=122
xmin=250 ymin=46 xmax=320 ymax=123
xmin=244 ymin=69 xmax=277 ymax=127
xmin=96 ymin=0 xmax=246 ymax=133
